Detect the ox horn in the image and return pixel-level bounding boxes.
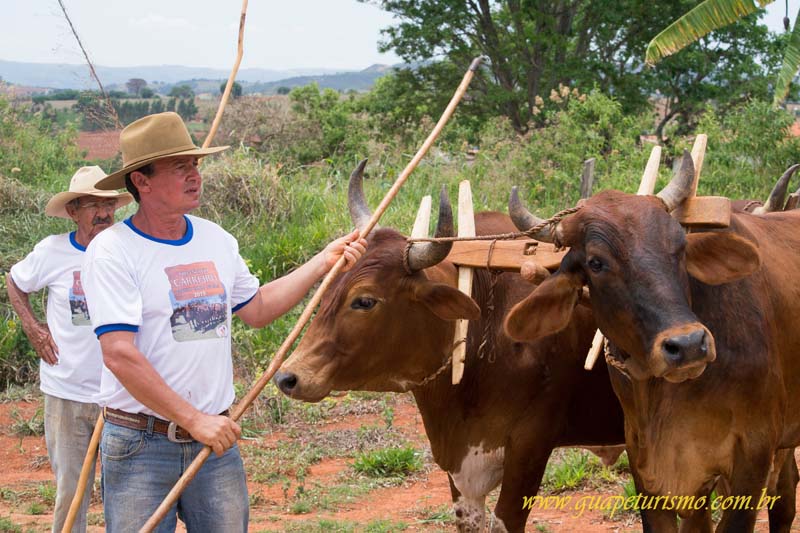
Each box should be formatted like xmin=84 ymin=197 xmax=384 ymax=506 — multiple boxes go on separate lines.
xmin=406 ymin=186 xmax=454 ymax=271
xmin=656 ymin=150 xmax=695 ymax=212
xmin=753 ymin=163 xmax=800 ymax=214
xmin=348 ymin=159 xmax=374 ymax=232
xmin=508 ymin=186 xmax=558 ymax=242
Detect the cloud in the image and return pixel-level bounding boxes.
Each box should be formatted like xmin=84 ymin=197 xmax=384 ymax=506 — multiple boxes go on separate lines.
xmin=129 ymin=14 xmax=198 ymax=31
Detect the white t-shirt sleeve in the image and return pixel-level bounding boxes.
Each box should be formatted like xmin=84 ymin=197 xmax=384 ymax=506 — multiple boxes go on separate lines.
xmin=9 ymin=238 xmax=54 ymax=293
xmin=83 ymin=247 xmax=142 ymax=337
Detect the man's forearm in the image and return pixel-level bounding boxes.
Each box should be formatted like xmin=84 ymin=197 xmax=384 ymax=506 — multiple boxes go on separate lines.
xmin=6 ymin=274 xmax=40 ymax=332
xmin=237 ymin=251 xmax=327 ymax=327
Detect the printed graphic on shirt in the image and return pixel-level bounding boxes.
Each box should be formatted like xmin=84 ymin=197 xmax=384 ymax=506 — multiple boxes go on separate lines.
xmin=165 ymin=261 xmax=229 ymax=342
xmin=69 ymin=271 xmax=91 ymax=326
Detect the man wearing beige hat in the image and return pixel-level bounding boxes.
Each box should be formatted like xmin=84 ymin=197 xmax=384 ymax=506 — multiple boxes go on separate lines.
xmin=81 ymin=112 xmax=366 ymax=531
xmin=6 ymin=166 xmax=133 ymax=533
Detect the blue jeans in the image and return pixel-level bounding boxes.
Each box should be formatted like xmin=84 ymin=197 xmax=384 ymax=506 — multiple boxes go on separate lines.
xmin=100 ymin=420 xmax=248 ymax=533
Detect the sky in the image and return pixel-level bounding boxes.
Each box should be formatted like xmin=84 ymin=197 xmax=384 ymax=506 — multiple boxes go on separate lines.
xmin=1 ymin=1 xmax=798 ymax=71
xmin=1 ymin=0 xmax=402 ymax=71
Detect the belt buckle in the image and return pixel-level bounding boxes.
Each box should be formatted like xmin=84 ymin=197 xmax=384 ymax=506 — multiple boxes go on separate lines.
xmin=167 ymin=422 xmax=193 ymax=443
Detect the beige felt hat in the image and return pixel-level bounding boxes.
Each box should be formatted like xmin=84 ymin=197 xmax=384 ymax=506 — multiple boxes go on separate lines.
xmin=45 ymin=166 xmax=134 ymax=219
xmin=96 ymin=112 xmax=228 ymax=190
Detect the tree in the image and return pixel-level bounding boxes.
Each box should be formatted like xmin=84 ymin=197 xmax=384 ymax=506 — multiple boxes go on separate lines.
xmin=220 ymin=81 xmax=243 ymax=98
xmin=276 ymin=86 xmax=291 ymax=95
xmin=367 ymin=0 xmax=782 ymax=138
xmin=646 ymin=0 xmax=797 ymax=105
xmin=126 ymin=78 xmax=147 ymax=96
xmin=169 ymin=85 xmax=195 ymax=99
xmin=176 ymin=98 xmax=198 ymax=121
xmin=140 ymin=87 xmax=155 ymax=99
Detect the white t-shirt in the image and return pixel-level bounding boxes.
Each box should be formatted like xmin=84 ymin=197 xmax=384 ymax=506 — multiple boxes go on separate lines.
xmin=10 ymin=232 xmax=102 ymax=403
xmin=82 ymin=215 xmax=260 ymax=418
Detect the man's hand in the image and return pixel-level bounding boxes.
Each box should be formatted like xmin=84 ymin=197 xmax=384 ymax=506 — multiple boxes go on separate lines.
xmin=184 ymin=412 xmax=242 ymax=456
xmin=323 ymin=229 xmax=367 ymax=272
xmin=25 ymin=321 xmax=59 ymax=365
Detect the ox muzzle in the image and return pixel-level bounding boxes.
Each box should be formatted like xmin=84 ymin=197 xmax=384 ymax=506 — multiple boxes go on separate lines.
xmin=649 ymin=323 xmax=716 ymax=382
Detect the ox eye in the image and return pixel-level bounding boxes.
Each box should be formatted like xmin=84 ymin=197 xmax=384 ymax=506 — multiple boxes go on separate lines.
xmin=351 ymin=296 xmax=377 ymax=310
xmin=587 ymin=257 xmax=604 ymax=273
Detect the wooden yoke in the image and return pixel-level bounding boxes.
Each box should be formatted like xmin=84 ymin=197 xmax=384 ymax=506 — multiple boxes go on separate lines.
xmin=452 ymin=181 xmax=476 ymax=384
xmin=411 ymin=195 xmax=432 ymax=240
xmin=673 ymin=134 xmax=731 ymax=228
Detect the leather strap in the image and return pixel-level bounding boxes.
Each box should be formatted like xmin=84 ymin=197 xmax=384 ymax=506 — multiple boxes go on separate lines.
xmin=104 ymin=407 xmax=230 ymax=442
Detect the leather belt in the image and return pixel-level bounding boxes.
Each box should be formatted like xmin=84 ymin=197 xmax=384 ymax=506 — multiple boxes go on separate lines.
xmin=104 ymin=407 xmax=229 ymax=443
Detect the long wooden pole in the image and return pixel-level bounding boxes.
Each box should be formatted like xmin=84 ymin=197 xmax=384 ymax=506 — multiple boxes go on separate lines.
xmin=204 ymin=0 xmax=249 ymax=150
xmin=62 ymin=4 xmax=250 ymax=533
xmin=140 ymin=57 xmax=482 ymax=532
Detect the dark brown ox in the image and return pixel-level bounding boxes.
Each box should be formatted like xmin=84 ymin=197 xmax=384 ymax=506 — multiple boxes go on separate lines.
xmin=505 ymin=152 xmax=800 ymax=532
xmin=275 ymin=161 xmax=624 ymax=533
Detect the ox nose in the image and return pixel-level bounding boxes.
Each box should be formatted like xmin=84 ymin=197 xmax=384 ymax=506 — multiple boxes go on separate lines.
xmin=274 ymin=370 xmax=298 ymax=395
xmin=660 ymin=328 xmax=709 ymax=367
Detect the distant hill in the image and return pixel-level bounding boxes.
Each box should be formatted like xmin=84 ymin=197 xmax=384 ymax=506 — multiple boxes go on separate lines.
xmin=245 ymin=64 xmax=395 ymax=94
xmin=0 ymin=59 xmax=352 ymax=90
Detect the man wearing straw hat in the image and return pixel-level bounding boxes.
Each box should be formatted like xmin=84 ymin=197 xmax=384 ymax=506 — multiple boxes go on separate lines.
xmin=81 ymin=112 xmax=366 ymax=531
xmin=6 ymin=166 xmax=133 ymax=533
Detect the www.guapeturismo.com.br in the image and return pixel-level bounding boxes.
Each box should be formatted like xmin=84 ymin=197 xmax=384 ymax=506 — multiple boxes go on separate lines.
xmin=522 ymin=489 xmax=780 ymax=518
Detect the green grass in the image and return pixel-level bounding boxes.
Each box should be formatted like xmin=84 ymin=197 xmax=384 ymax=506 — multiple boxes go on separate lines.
xmin=416 ymin=504 xmax=454 ymax=524
xmin=353 ymin=446 xmax=422 ymax=478
xmin=36 ymin=482 xmax=55 ymax=506
xmin=25 ymin=502 xmax=44 ymax=515
xmin=0 ymin=516 xmax=23 ymax=533
xmin=8 ymin=407 xmax=44 ymax=437
xmin=541 ymin=449 xmax=622 ymax=493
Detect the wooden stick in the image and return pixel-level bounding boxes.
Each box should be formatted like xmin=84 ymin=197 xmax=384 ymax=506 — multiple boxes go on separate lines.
xmin=584 ymin=144 xmax=661 ymax=371
xmin=689 ymin=134 xmax=707 ymax=196
xmin=637 ymin=145 xmax=662 ymax=195
xmin=452 ymin=181 xmax=476 ymax=384
xmin=411 ymin=196 xmax=432 ymax=239
xmin=60 ymin=412 xmax=103 ymax=533
xmin=204 ymin=0 xmax=249 ymax=150
xmin=580 ymin=158 xmax=596 ymax=199
xmin=139 ymin=57 xmax=482 ymax=533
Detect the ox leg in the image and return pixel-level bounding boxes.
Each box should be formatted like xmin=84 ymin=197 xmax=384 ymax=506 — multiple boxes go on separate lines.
xmin=715 ymin=452 xmax=772 ymax=533
xmin=448 ymin=473 xmax=487 ymax=533
xmin=766 ymin=448 xmax=798 ymax=533
xmin=491 ymin=439 xmax=555 ymax=533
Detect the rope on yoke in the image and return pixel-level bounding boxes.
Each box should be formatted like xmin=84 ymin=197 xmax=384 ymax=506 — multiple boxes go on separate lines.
xmin=477 ymin=240 xmax=500 ymax=363
xmin=405 ymin=205 xmax=582 ymax=245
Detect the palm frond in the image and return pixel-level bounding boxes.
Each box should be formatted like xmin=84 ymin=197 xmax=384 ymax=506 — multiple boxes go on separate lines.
xmin=646 ymin=0 xmax=772 ymax=66
xmin=773 ymin=7 xmax=800 ymax=105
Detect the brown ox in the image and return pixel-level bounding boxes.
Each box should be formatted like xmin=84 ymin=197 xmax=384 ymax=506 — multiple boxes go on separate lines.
xmin=504 ymin=152 xmax=800 ymax=532
xmin=274 ymin=161 xmax=625 ymax=532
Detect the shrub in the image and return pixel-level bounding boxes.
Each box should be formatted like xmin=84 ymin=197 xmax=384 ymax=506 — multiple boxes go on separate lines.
xmin=353 ymin=446 xmax=422 ymax=478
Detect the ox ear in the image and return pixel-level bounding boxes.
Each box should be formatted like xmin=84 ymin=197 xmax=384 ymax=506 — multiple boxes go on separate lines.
xmin=414 ymin=283 xmax=481 ymax=321
xmin=504 ymin=269 xmax=583 ymax=342
xmin=685 ymin=232 xmax=761 ymax=285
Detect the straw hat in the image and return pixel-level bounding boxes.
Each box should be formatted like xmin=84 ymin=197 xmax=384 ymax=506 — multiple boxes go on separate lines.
xmin=45 ymin=166 xmax=134 ymax=219
xmin=96 ymin=112 xmax=229 ymax=190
